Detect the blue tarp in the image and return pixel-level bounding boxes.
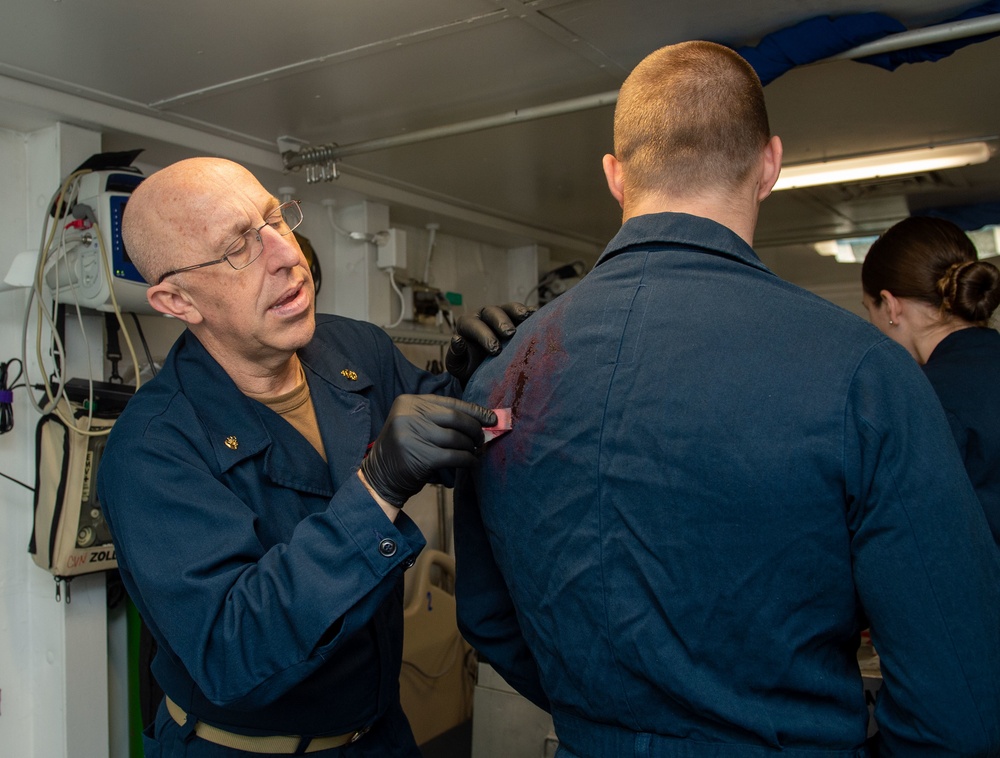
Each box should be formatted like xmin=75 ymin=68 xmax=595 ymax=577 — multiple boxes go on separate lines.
xmin=736 ymin=14 xmax=903 ymax=86
xmin=913 ymin=203 xmax=1000 ymax=231
xmin=736 ymin=1 xmax=1000 ymax=86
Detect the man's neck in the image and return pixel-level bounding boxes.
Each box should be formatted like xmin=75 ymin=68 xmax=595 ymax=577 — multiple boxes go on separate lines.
xmin=195 ymin=335 xmax=303 ymax=397
xmin=623 ymin=188 xmax=760 ymax=247
xmin=228 ymin=353 xmax=303 ymax=397
xmin=188 ymin=323 xmax=306 ymax=397
xmin=239 ymin=355 xmax=306 ymax=399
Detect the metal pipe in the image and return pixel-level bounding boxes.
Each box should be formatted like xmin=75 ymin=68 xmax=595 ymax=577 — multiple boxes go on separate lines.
xmin=827 ymin=13 xmax=1000 ymax=60
xmin=284 ymin=13 xmax=1000 ymax=169
xmin=284 ymin=90 xmax=619 ymax=168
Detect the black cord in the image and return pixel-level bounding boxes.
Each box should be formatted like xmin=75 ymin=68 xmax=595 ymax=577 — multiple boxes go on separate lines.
xmin=0 ymin=470 xmax=34 ymax=491
xmin=131 ymin=313 xmax=157 ymax=377
xmin=1 ymin=358 xmax=25 ymax=434
xmin=105 ymin=313 xmax=123 ymax=383
xmin=0 ymin=359 xmax=32 ymax=490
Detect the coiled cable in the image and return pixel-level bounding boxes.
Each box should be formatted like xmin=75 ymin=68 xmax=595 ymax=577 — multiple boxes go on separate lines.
xmin=0 ymin=357 xmax=24 ymax=434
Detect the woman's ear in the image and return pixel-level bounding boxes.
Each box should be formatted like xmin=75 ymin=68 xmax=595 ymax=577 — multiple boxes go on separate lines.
xmin=880 ymin=289 xmax=903 ymax=325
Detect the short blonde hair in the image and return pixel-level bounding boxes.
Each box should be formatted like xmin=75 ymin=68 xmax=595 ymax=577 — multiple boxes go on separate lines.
xmin=614 ymin=41 xmax=770 ymax=198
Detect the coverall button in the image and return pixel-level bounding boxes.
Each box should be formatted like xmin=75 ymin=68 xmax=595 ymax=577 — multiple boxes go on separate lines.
xmin=403 ymin=556 xmax=415 ymax=569
xmin=378 ymin=538 xmax=397 ymax=557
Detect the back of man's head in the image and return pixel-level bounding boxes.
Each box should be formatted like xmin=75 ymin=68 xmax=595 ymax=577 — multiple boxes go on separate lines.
xmin=614 ymin=41 xmax=770 ymax=201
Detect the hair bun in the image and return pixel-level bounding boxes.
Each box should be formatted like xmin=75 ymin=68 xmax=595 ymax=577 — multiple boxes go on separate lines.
xmin=941 ymin=259 xmax=1000 ymax=323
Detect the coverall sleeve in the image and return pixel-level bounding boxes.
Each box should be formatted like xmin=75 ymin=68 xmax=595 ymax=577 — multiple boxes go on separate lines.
xmin=453 ymin=471 xmax=550 ymax=711
xmin=844 ymin=340 xmax=1000 ymax=756
xmin=100 ymin=418 xmax=424 ymax=710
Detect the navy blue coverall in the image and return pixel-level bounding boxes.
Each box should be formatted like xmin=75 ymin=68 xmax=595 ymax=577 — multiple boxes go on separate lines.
xmin=455 ymin=212 xmax=1000 ymax=757
xmin=98 ymin=314 xmax=458 ymax=756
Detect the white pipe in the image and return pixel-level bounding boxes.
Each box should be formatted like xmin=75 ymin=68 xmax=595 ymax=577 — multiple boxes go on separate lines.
xmin=284 ymin=90 xmax=619 ymax=166
xmin=827 ymin=13 xmax=1000 ymax=60
xmin=285 ymin=13 xmax=1000 ymax=167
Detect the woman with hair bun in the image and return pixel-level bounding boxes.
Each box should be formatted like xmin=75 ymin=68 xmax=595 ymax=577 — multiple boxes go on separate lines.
xmin=862 ymin=215 xmax=1000 ymax=544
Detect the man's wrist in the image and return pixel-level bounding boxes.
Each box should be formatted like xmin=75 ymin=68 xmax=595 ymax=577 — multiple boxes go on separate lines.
xmin=357 ymin=469 xmax=402 ymax=522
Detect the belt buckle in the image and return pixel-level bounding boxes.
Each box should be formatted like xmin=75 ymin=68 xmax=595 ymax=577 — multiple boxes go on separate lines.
xmin=350 ymin=726 xmax=371 ymax=744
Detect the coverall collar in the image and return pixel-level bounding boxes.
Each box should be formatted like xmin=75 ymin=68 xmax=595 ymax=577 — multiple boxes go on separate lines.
xmin=597 ymin=211 xmax=773 ymax=276
xmin=170 ymin=328 xmax=373 ymax=480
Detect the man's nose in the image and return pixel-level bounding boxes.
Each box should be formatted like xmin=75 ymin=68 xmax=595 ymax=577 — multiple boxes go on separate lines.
xmin=260 ymin=225 xmax=302 ymax=270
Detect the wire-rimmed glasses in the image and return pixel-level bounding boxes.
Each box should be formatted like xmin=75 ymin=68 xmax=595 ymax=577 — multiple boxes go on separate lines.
xmin=156 ymin=200 xmax=303 ymax=284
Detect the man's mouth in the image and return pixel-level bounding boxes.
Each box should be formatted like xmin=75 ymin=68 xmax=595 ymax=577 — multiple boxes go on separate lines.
xmin=271 ymin=284 xmax=302 ymax=310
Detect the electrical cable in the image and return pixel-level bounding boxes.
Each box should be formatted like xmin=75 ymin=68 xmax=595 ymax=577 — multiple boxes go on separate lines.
xmin=526 ymin=259 xmax=587 ymax=306
xmin=21 ymin=169 xmax=141 ymax=435
xmin=325 ymin=204 xmax=380 ymax=244
xmin=22 ymin=169 xmax=85 ymax=417
xmin=0 ymin=355 xmax=31 ymax=485
xmin=0 ymin=470 xmax=34 ymax=491
xmin=325 ymin=204 xmax=404 ymax=327
xmin=385 ymin=268 xmax=406 ymax=329
xmin=130 ymin=313 xmax=158 ymax=378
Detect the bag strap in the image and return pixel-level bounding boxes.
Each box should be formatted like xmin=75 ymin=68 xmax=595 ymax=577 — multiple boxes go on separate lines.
xmin=28 ymin=410 xmax=71 ymax=567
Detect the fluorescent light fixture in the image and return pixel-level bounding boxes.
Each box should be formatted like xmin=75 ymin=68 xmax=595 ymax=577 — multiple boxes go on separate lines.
xmin=774 ymin=141 xmax=994 ymax=191
xmin=814 ymin=236 xmax=879 ymax=263
xmin=814 ymin=225 xmax=1000 ymax=264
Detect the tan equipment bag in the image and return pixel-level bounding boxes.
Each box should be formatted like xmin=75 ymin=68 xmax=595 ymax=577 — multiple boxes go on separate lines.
xmin=29 ymin=399 xmax=117 ymax=599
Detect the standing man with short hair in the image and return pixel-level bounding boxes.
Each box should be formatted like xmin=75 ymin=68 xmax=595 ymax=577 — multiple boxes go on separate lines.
xmin=455 ymin=41 xmax=1000 ymax=757
xmin=98 ymin=157 xmax=528 ymax=757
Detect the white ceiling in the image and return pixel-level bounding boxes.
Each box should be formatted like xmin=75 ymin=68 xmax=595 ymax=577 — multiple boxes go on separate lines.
xmin=2 ymin=0 xmax=999 ymax=298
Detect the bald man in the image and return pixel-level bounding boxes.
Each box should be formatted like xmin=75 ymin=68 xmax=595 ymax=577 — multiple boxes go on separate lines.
xmin=454 ymin=42 xmax=1000 ymax=757
xmin=97 ymin=157 xmax=526 ymax=757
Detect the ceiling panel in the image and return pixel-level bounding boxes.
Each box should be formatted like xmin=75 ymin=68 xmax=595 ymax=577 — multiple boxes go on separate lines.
xmin=0 ymin=0 xmax=503 ymax=101
xmin=332 ymin=106 xmax=617 ymax=244
xmin=164 ymin=14 xmax=622 ymax=147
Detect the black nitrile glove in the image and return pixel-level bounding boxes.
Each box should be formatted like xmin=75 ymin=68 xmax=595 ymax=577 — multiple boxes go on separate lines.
xmin=445 ymin=302 xmax=536 ymax=386
xmin=361 ymin=395 xmax=497 ymax=507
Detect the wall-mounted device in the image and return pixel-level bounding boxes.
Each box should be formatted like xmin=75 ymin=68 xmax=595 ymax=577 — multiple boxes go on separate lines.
xmin=45 ymin=169 xmax=152 ymax=314
xmin=537 ymin=260 xmax=586 ymax=305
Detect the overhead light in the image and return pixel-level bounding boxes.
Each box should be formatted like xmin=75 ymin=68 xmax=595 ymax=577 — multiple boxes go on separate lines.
xmin=774 ymin=141 xmax=994 ymax=191
xmin=814 ymin=224 xmax=1000 ymax=264
xmin=813 ymin=236 xmax=879 ymax=263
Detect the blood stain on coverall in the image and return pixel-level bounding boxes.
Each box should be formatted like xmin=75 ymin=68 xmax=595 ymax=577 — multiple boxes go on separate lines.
xmin=487 ymin=305 xmax=569 ymax=471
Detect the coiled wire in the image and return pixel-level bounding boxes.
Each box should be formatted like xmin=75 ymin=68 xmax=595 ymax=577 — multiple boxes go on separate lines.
xmin=0 ymin=357 xmax=24 ymax=434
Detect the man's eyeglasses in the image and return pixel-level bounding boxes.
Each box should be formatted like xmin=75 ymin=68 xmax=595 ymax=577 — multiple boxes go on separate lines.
xmin=156 ymin=200 xmax=304 ymax=284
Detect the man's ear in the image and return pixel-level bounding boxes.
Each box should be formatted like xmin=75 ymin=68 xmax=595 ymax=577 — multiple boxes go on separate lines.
xmin=757 ymin=135 xmax=783 ymax=201
xmin=146 ymin=283 xmax=203 ymax=325
xmin=602 ymin=153 xmax=625 ymax=209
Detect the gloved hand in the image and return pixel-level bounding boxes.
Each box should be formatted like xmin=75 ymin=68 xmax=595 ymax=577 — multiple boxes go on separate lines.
xmin=361 ymin=395 xmax=497 ymax=507
xmin=445 ymin=302 xmax=536 ymax=386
